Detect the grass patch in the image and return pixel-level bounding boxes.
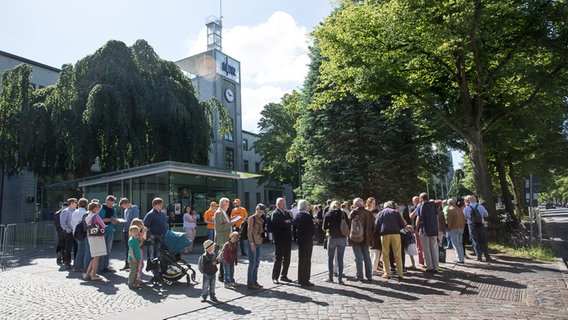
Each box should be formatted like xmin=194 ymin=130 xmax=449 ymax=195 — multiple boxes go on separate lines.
xmin=489 ymin=243 xmax=557 ymax=262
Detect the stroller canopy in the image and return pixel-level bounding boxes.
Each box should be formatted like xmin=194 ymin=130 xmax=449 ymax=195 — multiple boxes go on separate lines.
xmin=163 ymin=230 xmax=191 ymax=253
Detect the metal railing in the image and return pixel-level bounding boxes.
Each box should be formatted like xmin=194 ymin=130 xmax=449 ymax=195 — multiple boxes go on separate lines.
xmin=0 ymin=221 xmax=56 ymax=255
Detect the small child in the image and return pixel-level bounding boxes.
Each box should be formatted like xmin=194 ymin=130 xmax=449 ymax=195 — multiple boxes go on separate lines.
xmin=131 ymin=218 xmax=146 ymax=286
xmin=198 ymin=239 xmax=219 ymax=302
xmin=221 ymin=231 xmax=239 ymax=288
xmin=128 ymin=225 xmax=141 ymax=289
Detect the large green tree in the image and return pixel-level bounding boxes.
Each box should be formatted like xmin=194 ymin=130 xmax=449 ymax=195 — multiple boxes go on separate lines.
xmin=313 ymin=0 xmax=568 ymax=213
xmin=255 ymin=91 xmax=302 ymax=189
xmin=294 ymin=44 xmax=436 ymax=203
xmin=0 ymin=40 xmax=228 ymax=179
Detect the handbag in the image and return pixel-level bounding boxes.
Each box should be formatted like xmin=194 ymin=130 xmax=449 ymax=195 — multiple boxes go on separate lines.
xmin=86 ymin=221 xmax=104 ymax=236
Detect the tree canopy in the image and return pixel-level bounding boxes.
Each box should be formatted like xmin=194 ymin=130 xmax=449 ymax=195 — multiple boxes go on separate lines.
xmin=313 ymin=0 xmax=568 ymax=212
xmin=0 ymin=40 xmax=229 ymax=180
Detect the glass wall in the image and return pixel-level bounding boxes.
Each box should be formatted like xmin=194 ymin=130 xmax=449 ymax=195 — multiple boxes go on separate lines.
xmin=44 ymin=167 xmax=237 ymax=238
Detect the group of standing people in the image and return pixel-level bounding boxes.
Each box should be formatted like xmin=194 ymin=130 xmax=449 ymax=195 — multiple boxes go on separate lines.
xmin=317 ymin=193 xmax=493 ymax=284
xmin=54 ymin=196 xmax=120 ymax=281
xmin=53 ymin=195 xmax=173 ymax=289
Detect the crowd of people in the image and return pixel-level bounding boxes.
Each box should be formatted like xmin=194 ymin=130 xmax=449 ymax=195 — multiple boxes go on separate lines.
xmin=54 ymin=192 xmax=492 ymax=299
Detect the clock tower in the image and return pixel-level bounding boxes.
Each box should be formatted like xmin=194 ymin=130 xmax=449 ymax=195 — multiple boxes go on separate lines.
xmin=175 ymin=16 xmax=242 ymax=172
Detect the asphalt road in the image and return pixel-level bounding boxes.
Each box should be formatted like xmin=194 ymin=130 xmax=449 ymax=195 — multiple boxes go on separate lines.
xmin=541 ymin=206 xmax=568 ymax=264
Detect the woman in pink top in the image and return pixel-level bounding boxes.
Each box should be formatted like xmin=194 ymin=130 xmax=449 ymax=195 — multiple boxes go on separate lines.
xmin=84 ymin=202 xmax=107 ymax=281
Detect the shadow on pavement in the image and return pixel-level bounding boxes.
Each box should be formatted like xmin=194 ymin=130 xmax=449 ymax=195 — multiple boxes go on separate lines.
xmin=210 ymin=300 xmax=252 ymax=315
xmin=259 ymin=286 xmax=332 ymax=305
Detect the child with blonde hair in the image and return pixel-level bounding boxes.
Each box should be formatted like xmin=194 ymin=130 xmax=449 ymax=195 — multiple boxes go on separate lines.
xmin=128 ymin=225 xmax=141 ymax=289
xmin=131 ymin=218 xmax=146 ymax=286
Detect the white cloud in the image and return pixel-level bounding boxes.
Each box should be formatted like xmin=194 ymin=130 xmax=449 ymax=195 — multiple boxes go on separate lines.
xmin=185 ymin=11 xmax=310 ymax=132
xmin=241 ymin=85 xmax=288 ymax=133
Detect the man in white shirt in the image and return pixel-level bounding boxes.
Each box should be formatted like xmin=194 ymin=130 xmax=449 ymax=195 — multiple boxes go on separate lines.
xmin=60 ymin=198 xmax=78 ymax=269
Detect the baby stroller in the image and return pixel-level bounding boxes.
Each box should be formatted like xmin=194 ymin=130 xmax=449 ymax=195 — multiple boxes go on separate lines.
xmin=147 ymin=230 xmax=196 ymax=286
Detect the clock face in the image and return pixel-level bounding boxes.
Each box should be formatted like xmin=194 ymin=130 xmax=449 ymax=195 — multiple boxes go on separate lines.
xmin=225 ymin=88 xmax=235 ymax=102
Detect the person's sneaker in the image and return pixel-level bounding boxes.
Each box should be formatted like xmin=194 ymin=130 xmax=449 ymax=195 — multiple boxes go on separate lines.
xmin=272 ymin=279 xmax=280 ymax=284
xmin=255 ymin=282 xmax=263 ymax=288
xmin=324 ymin=278 xmax=333 ymax=283
xmin=120 ymin=264 xmax=130 ymax=271
xmin=224 ymin=283 xmax=234 ymax=289
xmin=210 ymin=296 xmax=218 ymax=302
xmin=231 ymin=282 xmax=238 ymax=287
xmin=201 ymin=297 xmax=207 ymax=302
xmin=280 ymin=276 xmax=292 ymax=282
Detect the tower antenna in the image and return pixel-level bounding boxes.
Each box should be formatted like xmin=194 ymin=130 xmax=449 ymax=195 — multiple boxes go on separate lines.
xmin=220 ymin=0 xmax=223 ymax=27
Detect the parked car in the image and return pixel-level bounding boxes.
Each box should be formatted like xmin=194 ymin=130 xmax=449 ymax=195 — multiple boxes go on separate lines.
xmin=545 ymin=203 xmax=556 ymax=209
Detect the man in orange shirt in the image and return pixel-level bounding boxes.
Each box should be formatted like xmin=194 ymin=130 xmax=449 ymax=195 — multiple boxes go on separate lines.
xmin=203 ymin=202 xmax=218 ymax=241
xmin=231 ymin=199 xmax=248 ymax=256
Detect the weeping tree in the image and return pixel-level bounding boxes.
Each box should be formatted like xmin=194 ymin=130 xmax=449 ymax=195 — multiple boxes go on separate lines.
xmin=0 ymin=40 xmax=230 ymax=179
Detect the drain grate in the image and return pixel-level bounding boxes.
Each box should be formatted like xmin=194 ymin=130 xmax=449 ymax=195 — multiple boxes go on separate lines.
xmin=463 ymin=282 xmax=525 ymax=303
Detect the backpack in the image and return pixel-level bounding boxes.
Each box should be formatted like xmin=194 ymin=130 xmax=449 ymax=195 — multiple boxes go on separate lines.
xmin=54 ymin=210 xmax=63 ymax=233
xmin=73 ymin=214 xmax=88 ymax=241
xmin=340 ymin=212 xmax=350 ymax=237
xmin=469 ymin=204 xmax=483 ymax=225
xmin=349 ymin=213 xmax=364 ymax=243
xmin=239 ymin=218 xmax=249 ymax=240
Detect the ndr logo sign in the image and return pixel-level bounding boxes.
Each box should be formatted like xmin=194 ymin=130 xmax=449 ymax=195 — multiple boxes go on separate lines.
xmin=222 ymin=56 xmax=236 ymax=76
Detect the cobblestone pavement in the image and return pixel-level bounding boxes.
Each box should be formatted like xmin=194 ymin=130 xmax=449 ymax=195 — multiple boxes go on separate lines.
xmin=1 ymin=239 xmax=567 ymax=320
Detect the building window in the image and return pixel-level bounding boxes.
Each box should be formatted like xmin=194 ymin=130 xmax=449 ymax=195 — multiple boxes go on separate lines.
xmin=255 ymin=162 xmax=260 ymax=173
xmin=244 ymin=192 xmax=250 ymax=212
xmin=244 ymin=160 xmax=249 ymax=172
xmin=225 ymin=148 xmax=234 ymax=169
xmin=224 ymin=119 xmax=234 ymax=141
xmin=242 ymin=138 xmax=249 ymax=151
xmin=256 ymin=192 xmax=261 ymax=205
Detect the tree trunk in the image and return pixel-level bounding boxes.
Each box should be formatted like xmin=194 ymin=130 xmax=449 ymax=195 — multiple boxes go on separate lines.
xmin=495 ymin=158 xmax=515 ymax=220
xmin=466 ymin=131 xmax=496 ymax=215
xmin=508 ymin=163 xmax=524 ymax=223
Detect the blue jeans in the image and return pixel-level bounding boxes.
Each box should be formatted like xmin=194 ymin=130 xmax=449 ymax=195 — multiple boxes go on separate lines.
xmin=223 ymin=261 xmax=235 ymax=284
xmin=327 ymin=236 xmax=346 ymax=282
xmin=202 ymin=273 xmax=216 ymax=299
xmin=352 ymin=244 xmax=372 ymax=280
xmin=74 ymin=238 xmax=86 ymax=271
xmin=445 ymin=231 xmax=453 ymax=249
xmin=449 ymin=229 xmax=464 ymax=262
xmin=98 ymin=231 xmax=114 ymax=271
xmin=247 ymin=241 xmax=261 ymax=286
xmin=207 ymin=229 xmax=215 ymax=241
xmin=468 ymin=224 xmax=491 ymax=261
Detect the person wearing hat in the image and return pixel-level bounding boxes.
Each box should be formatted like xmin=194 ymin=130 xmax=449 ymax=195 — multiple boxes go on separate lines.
xmin=221 ymin=231 xmax=240 ymax=288
xmin=198 ymin=239 xmax=219 ymax=303
xmin=230 ymin=198 xmax=248 ymax=256
xmin=203 ymin=202 xmax=218 ymax=242
xmin=246 ymin=203 xmax=266 ymax=289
